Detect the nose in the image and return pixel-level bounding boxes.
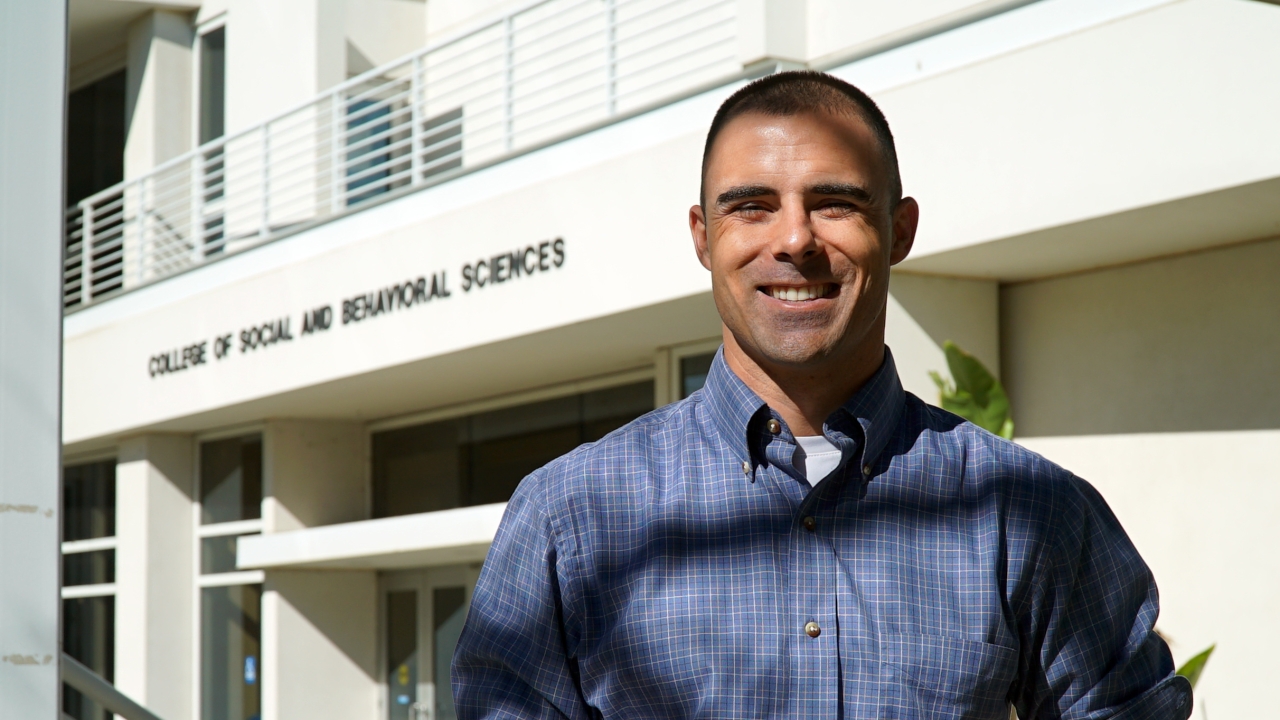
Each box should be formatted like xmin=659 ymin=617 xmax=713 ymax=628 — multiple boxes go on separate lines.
xmin=769 ymin=198 xmax=820 ymax=264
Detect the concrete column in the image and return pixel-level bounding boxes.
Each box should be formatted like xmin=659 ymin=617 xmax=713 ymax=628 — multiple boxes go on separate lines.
xmin=262 ymin=419 xmax=367 ymax=533
xmin=226 ymin=0 xmax=346 ymax=133
xmin=886 ymin=272 xmax=1000 ymax=404
xmin=259 ymin=420 xmax=376 ymax=720
xmin=261 ymin=570 xmax=378 ymax=720
xmin=115 ymin=434 xmax=195 ymax=720
xmin=124 ymin=10 xmax=193 ymax=179
xmin=737 ymin=0 xmax=808 ymax=69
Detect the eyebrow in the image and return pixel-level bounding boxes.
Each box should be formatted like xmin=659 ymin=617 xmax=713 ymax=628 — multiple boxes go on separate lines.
xmin=715 ymin=185 xmax=773 ymax=206
xmin=809 ymin=182 xmax=873 ymax=202
xmin=714 ymin=182 xmax=874 ymax=207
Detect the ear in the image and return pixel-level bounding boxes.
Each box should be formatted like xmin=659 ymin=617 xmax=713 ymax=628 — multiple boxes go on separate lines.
xmin=889 ymin=196 xmax=919 ymax=266
xmin=690 ymin=204 xmax=712 ymax=271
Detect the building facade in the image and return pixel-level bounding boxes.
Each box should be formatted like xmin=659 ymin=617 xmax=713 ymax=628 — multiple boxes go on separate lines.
xmin=60 ymin=0 xmax=1280 ymax=718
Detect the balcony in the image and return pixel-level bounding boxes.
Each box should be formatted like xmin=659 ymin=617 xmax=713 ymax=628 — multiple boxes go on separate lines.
xmin=63 ymin=0 xmax=739 ymax=310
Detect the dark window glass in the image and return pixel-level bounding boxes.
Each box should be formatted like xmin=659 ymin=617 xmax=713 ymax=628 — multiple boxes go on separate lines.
xmin=372 ymin=419 xmax=466 ymax=519
xmin=680 ymin=353 xmax=715 ymax=399
xmin=433 ymin=587 xmax=466 ymax=720
xmin=200 ymin=435 xmax=263 ymax=525
xmin=202 ymin=535 xmax=250 ymax=575
xmin=199 ymin=27 xmax=226 ymax=144
xmin=421 ymin=108 xmax=463 ymax=179
xmin=386 ymin=590 xmax=418 ymax=720
xmin=466 ymin=394 xmax=583 ymax=507
xmin=583 ymin=381 xmax=655 ymax=439
xmin=63 ymin=595 xmax=114 ymax=720
xmin=372 ymin=381 xmax=653 ymax=518
xmin=202 ymin=584 xmax=261 ymax=720
xmin=63 ymin=550 xmax=115 ymax=586
xmin=66 ymin=71 xmax=125 ymax=207
xmin=64 ymin=459 xmax=115 ymax=541
xmin=346 ymin=98 xmax=393 ymax=205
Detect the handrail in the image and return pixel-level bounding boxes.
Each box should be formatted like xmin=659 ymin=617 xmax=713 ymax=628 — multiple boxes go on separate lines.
xmin=61 ymin=652 xmax=165 ymax=720
xmin=63 ymin=0 xmax=739 ymax=310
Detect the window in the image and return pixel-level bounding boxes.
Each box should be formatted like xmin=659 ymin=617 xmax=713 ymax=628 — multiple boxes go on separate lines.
xmin=432 ymin=587 xmax=467 ymax=720
xmin=344 ymin=93 xmax=462 ymax=207
xmin=198 ymin=25 xmax=226 ymax=254
xmin=61 ymin=458 xmax=117 ymax=720
xmin=66 ymin=71 xmax=125 ymax=207
xmin=381 ymin=567 xmax=479 ymax=720
xmin=199 ymin=26 xmax=226 ymax=145
xmin=201 ymin=585 xmax=262 ymax=720
xmin=372 ymin=381 xmax=653 ymax=518
xmin=197 ymin=433 xmax=264 ymax=720
xmin=385 ymin=590 xmax=418 ymax=719
xmin=64 ymin=71 xmax=127 ymax=306
xmin=679 ymin=352 xmax=715 ymax=399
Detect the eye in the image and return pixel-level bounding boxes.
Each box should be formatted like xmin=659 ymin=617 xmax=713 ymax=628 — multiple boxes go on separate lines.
xmin=731 ymin=202 xmax=770 ymax=219
xmin=817 ymin=200 xmax=857 ymax=217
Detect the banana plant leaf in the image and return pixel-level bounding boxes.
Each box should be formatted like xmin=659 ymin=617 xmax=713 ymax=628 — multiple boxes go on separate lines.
xmin=930 ymin=341 xmax=1014 ymax=439
xmin=1175 ymin=644 xmax=1215 ymax=689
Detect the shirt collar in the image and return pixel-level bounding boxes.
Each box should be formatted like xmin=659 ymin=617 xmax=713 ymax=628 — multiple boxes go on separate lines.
xmin=701 ymin=345 xmax=906 ymax=472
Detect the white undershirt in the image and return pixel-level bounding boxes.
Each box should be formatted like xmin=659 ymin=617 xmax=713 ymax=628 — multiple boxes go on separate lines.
xmin=793 ymin=435 xmax=842 ymax=486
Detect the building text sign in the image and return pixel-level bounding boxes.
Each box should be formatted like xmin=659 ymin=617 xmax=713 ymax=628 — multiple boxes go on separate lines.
xmin=147 ymin=238 xmax=565 ymax=378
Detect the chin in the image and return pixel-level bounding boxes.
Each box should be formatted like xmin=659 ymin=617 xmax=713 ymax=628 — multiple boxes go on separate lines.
xmin=751 ymin=334 xmax=839 ymax=367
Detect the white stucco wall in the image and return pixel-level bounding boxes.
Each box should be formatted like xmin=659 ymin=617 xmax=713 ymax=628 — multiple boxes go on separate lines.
xmin=262 ymin=569 xmax=378 ymax=720
xmin=1006 ymin=238 xmax=1280 ymax=718
xmin=1020 ymin=431 xmax=1277 ymax=720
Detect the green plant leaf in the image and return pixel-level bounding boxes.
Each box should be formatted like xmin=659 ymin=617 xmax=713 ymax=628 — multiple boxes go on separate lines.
xmin=1176 ymin=644 xmax=1215 ymax=689
xmin=934 ymin=341 xmax=1014 ymax=438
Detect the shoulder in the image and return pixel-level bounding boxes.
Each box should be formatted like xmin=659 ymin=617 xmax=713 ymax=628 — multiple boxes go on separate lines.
xmin=898 ymin=393 xmax=1109 ymax=535
xmin=507 ymin=393 xmax=711 ymax=527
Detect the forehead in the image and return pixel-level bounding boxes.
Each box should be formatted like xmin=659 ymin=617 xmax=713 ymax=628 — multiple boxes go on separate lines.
xmin=705 ymin=110 xmax=885 ymax=190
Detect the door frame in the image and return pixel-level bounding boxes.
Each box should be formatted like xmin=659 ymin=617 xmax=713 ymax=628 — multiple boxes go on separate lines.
xmin=378 ymin=564 xmax=482 ymax=720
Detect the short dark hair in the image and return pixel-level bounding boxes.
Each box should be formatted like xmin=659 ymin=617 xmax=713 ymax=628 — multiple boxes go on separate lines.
xmin=700 ymin=70 xmax=902 ymax=206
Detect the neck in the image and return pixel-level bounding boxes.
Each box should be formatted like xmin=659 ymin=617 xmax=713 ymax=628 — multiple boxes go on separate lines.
xmin=721 ymin=327 xmax=885 ymax=436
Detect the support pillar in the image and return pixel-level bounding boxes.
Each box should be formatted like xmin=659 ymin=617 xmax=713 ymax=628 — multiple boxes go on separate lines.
xmin=259 ymin=420 xmax=377 ymax=720
xmin=115 ymin=434 xmax=195 ymax=720
xmin=124 ymin=10 xmax=194 ymax=180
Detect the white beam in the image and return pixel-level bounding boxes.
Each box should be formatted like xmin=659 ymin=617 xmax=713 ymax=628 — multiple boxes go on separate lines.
xmin=238 ymin=503 xmax=507 ymax=570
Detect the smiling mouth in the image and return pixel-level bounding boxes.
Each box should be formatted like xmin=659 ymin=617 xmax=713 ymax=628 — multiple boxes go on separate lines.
xmin=763 ymin=284 xmax=834 ymax=302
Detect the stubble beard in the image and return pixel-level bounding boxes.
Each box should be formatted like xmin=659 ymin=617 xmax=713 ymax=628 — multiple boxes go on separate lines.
xmin=719 ymin=282 xmax=850 ymax=371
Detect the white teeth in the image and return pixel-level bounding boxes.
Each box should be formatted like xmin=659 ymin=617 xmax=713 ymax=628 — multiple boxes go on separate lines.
xmin=770 ymin=284 xmax=830 ymax=301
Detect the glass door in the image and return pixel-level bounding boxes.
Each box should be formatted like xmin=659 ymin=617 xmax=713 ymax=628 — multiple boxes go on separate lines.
xmin=381 ymin=566 xmax=480 ymax=720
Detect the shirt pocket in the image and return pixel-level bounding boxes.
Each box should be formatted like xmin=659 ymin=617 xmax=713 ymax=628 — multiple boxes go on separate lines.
xmin=879 ymin=633 xmax=1018 ymax=720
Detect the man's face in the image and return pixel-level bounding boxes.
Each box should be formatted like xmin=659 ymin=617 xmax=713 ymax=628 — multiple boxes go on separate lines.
xmin=691 ymin=110 xmax=918 ymax=371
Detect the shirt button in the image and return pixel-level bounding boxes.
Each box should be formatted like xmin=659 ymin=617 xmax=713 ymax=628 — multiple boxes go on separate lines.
xmin=741 ymin=460 xmax=751 ymax=474
xmin=766 ymin=419 xmax=781 ymax=435
xmin=802 ymin=516 xmax=816 ymax=532
xmin=805 ymin=621 xmax=821 ymax=638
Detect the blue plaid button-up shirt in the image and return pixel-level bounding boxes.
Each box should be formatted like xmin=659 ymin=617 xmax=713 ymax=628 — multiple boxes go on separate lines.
xmin=454 ymin=348 xmax=1192 ymax=719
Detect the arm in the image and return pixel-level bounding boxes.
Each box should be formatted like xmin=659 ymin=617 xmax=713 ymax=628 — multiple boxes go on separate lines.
xmin=1015 ymin=476 xmax=1192 ymax=720
xmin=452 ymin=473 xmax=592 ymax=720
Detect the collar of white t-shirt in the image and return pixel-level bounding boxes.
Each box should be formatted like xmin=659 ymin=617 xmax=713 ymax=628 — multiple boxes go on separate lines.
xmin=793 ymin=435 xmax=842 ymax=486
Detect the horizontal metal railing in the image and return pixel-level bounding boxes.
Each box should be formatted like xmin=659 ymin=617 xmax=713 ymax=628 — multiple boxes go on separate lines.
xmin=64 ymin=0 xmax=739 ymax=309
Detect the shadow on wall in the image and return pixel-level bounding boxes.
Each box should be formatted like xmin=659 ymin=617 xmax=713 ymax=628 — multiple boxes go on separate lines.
xmin=887 ymin=271 xmax=1000 ymax=405
xmin=1000 ymin=236 xmax=1280 ymax=437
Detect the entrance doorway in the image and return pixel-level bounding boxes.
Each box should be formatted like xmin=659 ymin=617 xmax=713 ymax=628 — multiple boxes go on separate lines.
xmin=380 ymin=565 xmax=481 ymax=720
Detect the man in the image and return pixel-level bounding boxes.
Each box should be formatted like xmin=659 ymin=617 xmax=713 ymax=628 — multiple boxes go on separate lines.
xmin=452 ymin=71 xmax=1192 ymax=719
